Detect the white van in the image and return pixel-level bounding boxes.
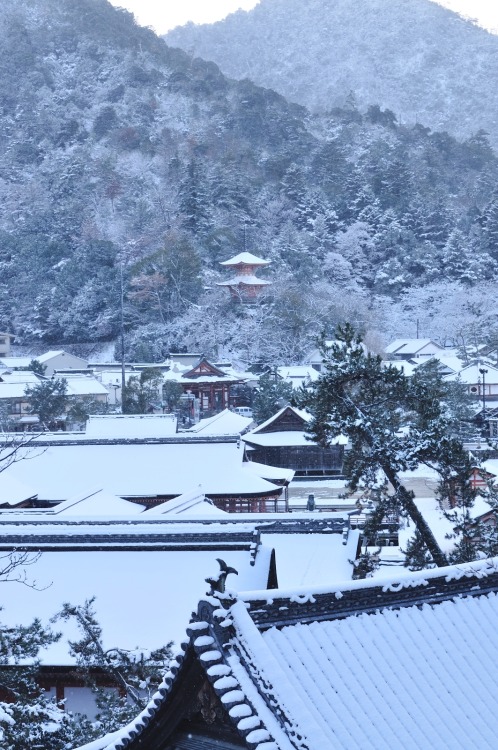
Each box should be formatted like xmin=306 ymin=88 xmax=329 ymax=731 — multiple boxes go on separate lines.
xmin=233 ymin=406 xmax=253 ymax=418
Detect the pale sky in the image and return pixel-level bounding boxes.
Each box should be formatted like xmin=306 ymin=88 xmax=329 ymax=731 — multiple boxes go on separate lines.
xmin=107 ymin=0 xmax=498 ymax=35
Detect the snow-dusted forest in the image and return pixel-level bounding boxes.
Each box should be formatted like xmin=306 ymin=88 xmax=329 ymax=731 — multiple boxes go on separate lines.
xmin=1 ymin=0 xmax=498 ymax=366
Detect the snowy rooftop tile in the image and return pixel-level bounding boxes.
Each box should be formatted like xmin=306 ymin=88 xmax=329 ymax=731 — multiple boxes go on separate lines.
xmin=50 ymin=489 xmax=145 ymax=516
xmin=252 ymin=587 xmax=498 ymax=748
xmin=219 ymin=252 xmax=270 ymax=266
xmin=444 ymin=362 xmax=498 ymax=383
xmin=0 ymin=439 xmax=280 ymax=501
xmin=142 ymin=488 xmax=226 ymax=516
xmin=187 ymin=408 xmax=253 ymax=435
xmin=85 ymin=414 xmax=177 ymax=438
xmin=0 ymin=545 xmax=271 ymax=665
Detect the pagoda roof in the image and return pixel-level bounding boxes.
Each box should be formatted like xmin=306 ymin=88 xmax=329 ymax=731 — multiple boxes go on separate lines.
xmin=219 ymin=252 xmax=271 ymax=267
xmin=216 ymin=275 xmax=272 ymax=287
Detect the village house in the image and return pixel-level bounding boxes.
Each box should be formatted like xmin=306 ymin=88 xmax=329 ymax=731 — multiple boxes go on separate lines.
xmin=384 ymin=338 xmax=446 ymax=360
xmin=242 ymin=405 xmax=345 ymax=477
xmin=444 ymin=362 xmax=498 ymax=402
xmin=0 ymin=370 xmax=110 ymax=430
xmin=0 ymin=349 xmax=89 ymax=376
xmin=276 ymin=365 xmax=320 ymax=390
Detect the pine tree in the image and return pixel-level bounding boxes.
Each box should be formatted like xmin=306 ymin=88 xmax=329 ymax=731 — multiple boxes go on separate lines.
xmin=252 ymin=372 xmax=293 ymax=424
xmin=57 ymin=598 xmax=172 ymax=734
xmin=0 ymin=553 xmax=92 ymax=749
xmin=24 ymin=378 xmax=68 ymax=430
xmin=300 ymin=325 xmax=476 ymax=569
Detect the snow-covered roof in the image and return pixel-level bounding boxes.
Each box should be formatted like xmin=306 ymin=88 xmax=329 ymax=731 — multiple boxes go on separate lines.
xmin=243 ymin=460 xmax=295 ymax=484
xmin=385 ymin=359 xmax=418 ymax=377
xmin=426 ymin=352 xmax=463 ymax=373
xmin=187 ymin=408 xmax=253 ymax=435
xmin=0 ymin=474 xmax=38 ymax=505
xmin=64 ymin=375 xmax=109 ymax=397
xmin=243 ymin=430 xmax=347 ymax=448
xmin=0 ymin=382 xmax=36 ymax=399
xmin=219 ymin=252 xmax=271 ymax=266
xmin=264 ymin=530 xmax=358 ymax=588
xmin=0 ymin=544 xmax=272 ymax=665
xmin=277 ymin=365 xmax=320 ymax=388
xmin=444 ymin=362 xmax=498 ymax=384
xmin=50 ymin=489 xmax=145 ymax=516
xmin=142 ymin=488 xmax=226 ymax=517
xmin=0 ymin=356 xmax=33 ymax=369
xmin=250 ymin=404 xmax=311 ymax=434
xmin=0 ymin=370 xmax=43 ymax=399
xmin=37 ymin=349 xmax=65 ymax=361
xmin=384 ymin=338 xmax=444 ymax=355
xmin=243 ymin=430 xmax=314 ymax=447
xmin=217 ymin=275 xmax=272 ymax=286
xmin=240 ymin=569 xmax=498 ymax=748
xmin=86 ymin=414 xmax=177 ymax=438
xmin=0 ymin=439 xmax=281 ymax=501
xmin=91 ymin=557 xmax=498 ymax=750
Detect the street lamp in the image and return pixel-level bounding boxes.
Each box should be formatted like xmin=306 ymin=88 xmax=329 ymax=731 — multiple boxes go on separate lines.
xmin=479 ymin=367 xmax=488 ymax=424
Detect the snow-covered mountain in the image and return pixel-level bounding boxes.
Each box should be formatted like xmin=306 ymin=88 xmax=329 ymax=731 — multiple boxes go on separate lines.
xmin=1 ymin=0 xmax=498 ymax=361
xmin=165 ymin=0 xmax=498 ymax=147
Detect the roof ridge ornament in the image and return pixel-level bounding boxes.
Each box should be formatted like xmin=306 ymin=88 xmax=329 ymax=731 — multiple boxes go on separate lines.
xmin=206 ymin=558 xmax=238 ymax=595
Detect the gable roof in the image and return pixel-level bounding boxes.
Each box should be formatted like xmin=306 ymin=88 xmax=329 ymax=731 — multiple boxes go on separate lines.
xmin=384 ymin=338 xmax=445 ymax=356
xmin=180 ymin=357 xmax=242 ymax=383
xmin=87 ymin=557 xmax=498 ymax=750
xmin=444 ymin=362 xmax=498 ymax=384
xmin=187 ymin=408 xmax=253 ymax=435
xmin=249 ymin=405 xmax=311 ymax=434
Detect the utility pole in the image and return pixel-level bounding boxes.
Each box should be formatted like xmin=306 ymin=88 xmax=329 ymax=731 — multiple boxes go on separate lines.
xmin=120 ymin=262 xmax=126 ymax=414
xmin=479 ymin=366 xmax=488 ymax=426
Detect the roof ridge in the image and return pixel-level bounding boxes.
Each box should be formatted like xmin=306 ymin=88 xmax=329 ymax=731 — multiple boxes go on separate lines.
xmin=241 ymin=558 xmax=498 ymax=629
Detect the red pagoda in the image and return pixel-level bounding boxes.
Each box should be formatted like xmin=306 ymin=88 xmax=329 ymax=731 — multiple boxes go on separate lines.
xmin=217 ymin=251 xmax=271 ymax=302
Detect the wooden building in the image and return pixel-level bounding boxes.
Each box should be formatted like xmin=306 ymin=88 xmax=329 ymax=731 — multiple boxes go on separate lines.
xmin=164 ymin=357 xmax=243 ymax=420
xmin=243 ymin=405 xmax=345 ymax=476
xmin=80 ymin=557 xmax=498 ymax=750
xmin=0 ymin=516 xmax=358 ymax=725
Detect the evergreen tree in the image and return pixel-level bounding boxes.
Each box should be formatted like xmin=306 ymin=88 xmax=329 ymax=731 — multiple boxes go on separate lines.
xmin=300 ymin=325 xmax=476 ymax=569
xmin=252 ymin=372 xmax=293 ymax=424
xmin=56 ymin=598 xmax=172 ymax=735
xmin=123 ymin=368 xmax=163 ymax=414
xmin=24 ymin=378 xmax=68 ymax=430
xmin=480 ymin=195 xmax=498 ymax=260
xmin=0 ymin=552 xmax=92 ymax=748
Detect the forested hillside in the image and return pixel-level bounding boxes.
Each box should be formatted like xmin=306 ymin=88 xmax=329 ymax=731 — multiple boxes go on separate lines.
xmin=165 ymin=0 xmax=498 ymax=147
xmin=1 ymin=0 xmax=498 ymax=363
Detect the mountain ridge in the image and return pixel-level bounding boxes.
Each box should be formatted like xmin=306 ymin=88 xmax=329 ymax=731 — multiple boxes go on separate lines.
xmin=165 ymin=0 xmax=498 ymax=147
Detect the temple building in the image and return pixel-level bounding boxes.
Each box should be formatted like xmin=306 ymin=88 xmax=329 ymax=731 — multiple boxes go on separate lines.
xmin=217 ymin=252 xmax=272 ymax=302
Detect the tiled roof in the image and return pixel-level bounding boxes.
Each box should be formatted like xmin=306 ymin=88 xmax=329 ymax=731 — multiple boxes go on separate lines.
xmin=85 ymin=557 xmax=498 ymax=750
xmin=219 ymin=252 xmax=271 ymax=266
